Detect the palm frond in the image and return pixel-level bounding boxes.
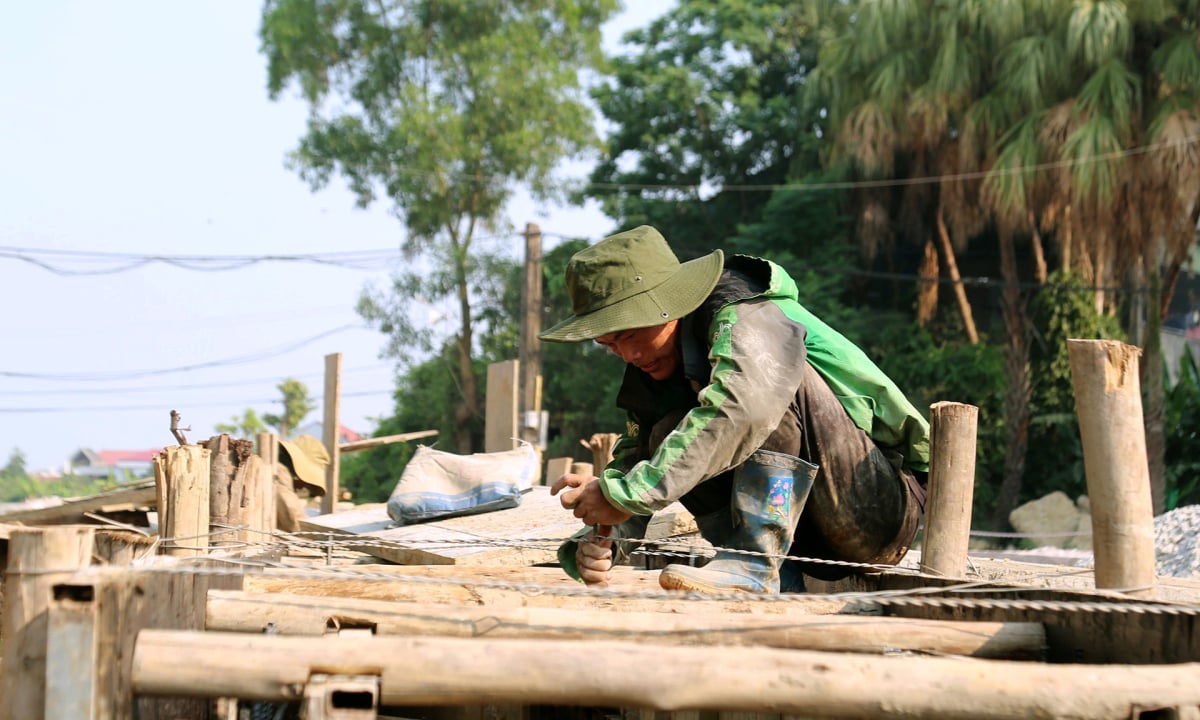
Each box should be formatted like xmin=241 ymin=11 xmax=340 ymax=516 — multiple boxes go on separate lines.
xmin=1066 ymin=0 xmax=1132 ymax=69
xmin=929 ymin=21 xmax=978 ymax=104
xmin=984 ymin=112 xmax=1043 ymax=222
xmin=841 ymin=99 xmax=898 ymax=175
xmin=867 ymin=49 xmax=921 ymax=109
xmin=979 ymin=0 xmax=1027 ymax=48
xmin=1145 ymin=106 xmax=1200 ymax=211
xmin=997 ymin=34 xmax=1068 ymax=112
xmin=1150 ymin=31 xmax=1200 ymax=100
xmin=1075 ymin=58 xmax=1142 ymax=142
xmin=1062 ymin=114 xmax=1125 ymax=202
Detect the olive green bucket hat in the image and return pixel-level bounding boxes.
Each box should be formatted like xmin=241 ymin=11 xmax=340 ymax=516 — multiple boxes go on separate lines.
xmin=540 ymin=225 xmax=724 ymax=343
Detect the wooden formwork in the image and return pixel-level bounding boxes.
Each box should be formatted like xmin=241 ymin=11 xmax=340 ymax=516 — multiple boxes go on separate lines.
xmin=2 ymin=345 xmax=1197 ymax=720
xmin=5 ymin=538 xmax=1199 ymax=720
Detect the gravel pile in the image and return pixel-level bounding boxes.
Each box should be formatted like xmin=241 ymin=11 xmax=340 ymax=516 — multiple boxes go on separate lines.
xmin=973 ymin=504 xmax=1200 ymax=579
xmin=1154 ymin=504 xmax=1200 ymax=579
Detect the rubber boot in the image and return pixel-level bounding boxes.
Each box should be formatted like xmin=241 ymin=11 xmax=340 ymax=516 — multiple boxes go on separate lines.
xmin=659 ymin=449 xmax=816 ymax=594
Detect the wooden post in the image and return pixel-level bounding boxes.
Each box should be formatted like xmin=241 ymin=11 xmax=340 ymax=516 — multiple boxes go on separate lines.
xmin=519 ymin=222 xmax=543 ymax=448
xmin=257 ymin=432 xmax=279 ymax=537
xmin=544 ymin=457 xmax=572 ymax=488
xmin=485 ymin=360 xmax=520 ymax=452
xmin=569 ymin=462 xmax=594 ymax=478
xmin=322 ymin=352 xmax=343 ymax=516
xmin=581 ymin=433 xmax=620 ymax=472
xmin=44 ymin=564 xmax=246 ymax=720
xmin=45 ymin=584 xmax=98 ymax=719
xmin=1067 ymin=339 xmax=1157 ymax=596
xmin=0 ymin=526 xmax=94 ymax=720
xmin=152 ymin=445 xmax=210 ymax=557
xmin=132 ymin=630 xmax=1200 ymax=717
xmin=920 ymin=402 xmax=979 ymax=578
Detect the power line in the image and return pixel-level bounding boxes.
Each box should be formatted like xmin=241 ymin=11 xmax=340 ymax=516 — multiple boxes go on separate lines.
xmin=332 ymin=131 xmax=1200 ymax=194
xmin=0 ymin=247 xmax=403 ymax=276
xmin=0 ymin=388 xmax=390 ymax=414
xmin=0 ymin=363 xmax=392 ymax=396
xmin=5 ymin=132 xmax=1199 ymax=278
xmin=0 ymin=324 xmax=367 ymax=382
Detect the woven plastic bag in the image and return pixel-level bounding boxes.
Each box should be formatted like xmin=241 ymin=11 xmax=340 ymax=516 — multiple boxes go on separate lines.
xmin=386 ymin=443 xmax=537 ymax=525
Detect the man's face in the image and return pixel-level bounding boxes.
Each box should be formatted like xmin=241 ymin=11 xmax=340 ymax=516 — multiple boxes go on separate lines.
xmin=594 ymin=321 xmax=681 ymax=380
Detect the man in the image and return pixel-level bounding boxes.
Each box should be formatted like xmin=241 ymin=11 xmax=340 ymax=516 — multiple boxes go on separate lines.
xmin=541 ymin=225 xmax=929 ymax=594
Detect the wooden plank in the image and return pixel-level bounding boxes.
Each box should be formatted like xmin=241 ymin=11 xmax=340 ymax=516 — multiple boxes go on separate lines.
xmin=133 ymin=630 xmax=1200 ymax=717
xmin=544 ymin=457 xmax=571 ymax=488
xmin=485 ymin=360 xmax=519 ymax=453
xmin=0 ymin=526 xmax=95 ymax=720
xmin=241 ymin=565 xmax=856 ymax=616
xmin=49 ymin=563 xmax=246 ymax=720
xmin=299 ymin=486 xmax=581 ymax=566
xmin=206 ymin=591 xmax=1047 ymax=659
xmin=322 ymin=351 xmax=343 ymax=515
xmin=299 ymin=489 xmax=699 ymax=567
xmin=0 ymin=482 xmax=157 ymax=525
xmin=45 ymin=589 xmax=99 ymax=719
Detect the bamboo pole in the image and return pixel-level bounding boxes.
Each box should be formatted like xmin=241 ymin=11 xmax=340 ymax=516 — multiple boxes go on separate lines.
xmin=132 ymin=630 xmax=1200 ymax=718
xmin=153 ymin=445 xmax=210 ymax=557
xmin=921 ymin=402 xmax=979 ymax=578
xmin=206 ymin=591 xmax=1045 ymax=660
xmin=0 ymin=526 xmax=95 ymax=720
xmin=1067 ymin=339 xmax=1157 ymax=596
xmin=339 ymin=430 xmax=439 ymax=454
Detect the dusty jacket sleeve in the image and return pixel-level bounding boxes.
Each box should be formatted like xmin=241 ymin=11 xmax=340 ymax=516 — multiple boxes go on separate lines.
xmin=597 ymin=299 xmax=808 ymax=515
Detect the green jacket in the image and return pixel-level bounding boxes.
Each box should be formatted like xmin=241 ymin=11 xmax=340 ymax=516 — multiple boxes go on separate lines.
xmin=598 ymin=255 xmax=930 ymax=516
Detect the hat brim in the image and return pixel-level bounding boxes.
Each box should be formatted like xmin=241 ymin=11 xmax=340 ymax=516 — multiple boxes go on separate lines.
xmin=278 ymin=438 xmax=327 ymax=496
xmin=540 ymin=249 xmax=724 ymax=343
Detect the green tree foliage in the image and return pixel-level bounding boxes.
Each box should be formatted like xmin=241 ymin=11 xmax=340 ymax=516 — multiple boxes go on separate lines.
xmin=341 ymin=342 xmax=471 ymax=503
xmin=216 ymin=379 xmax=314 ymax=439
xmin=1165 ymin=346 xmax=1200 ymax=509
xmin=260 ymin=0 xmax=619 ymax=454
xmin=585 ymin=0 xmax=828 ymax=257
xmin=0 ymin=447 xmax=115 ymax=504
xmin=2 ymin=447 xmax=27 ymax=477
xmin=263 ymin=378 xmax=317 ymax=438
xmin=1022 ymin=272 xmax=1126 ymax=502
xmin=810 ymin=0 xmax=1200 ymax=519
xmin=214 ymin=408 xmax=268 ymax=439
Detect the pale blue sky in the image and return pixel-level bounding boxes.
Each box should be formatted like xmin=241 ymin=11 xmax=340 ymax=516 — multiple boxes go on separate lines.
xmin=0 ymin=1 xmax=668 ymax=473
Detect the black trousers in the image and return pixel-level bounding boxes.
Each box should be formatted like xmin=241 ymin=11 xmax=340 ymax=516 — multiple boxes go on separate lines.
xmin=657 ymin=363 xmax=924 ymax=581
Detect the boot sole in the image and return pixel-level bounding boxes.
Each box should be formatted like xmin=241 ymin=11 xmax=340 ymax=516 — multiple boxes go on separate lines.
xmin=658 ymin=569 xmax=761 ymax=594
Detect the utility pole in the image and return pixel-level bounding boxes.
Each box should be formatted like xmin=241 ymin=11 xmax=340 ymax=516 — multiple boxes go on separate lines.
xmin=519 ymin=222 xmax=544 ymax=446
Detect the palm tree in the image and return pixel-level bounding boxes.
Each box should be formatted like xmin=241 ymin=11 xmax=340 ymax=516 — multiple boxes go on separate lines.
xmin=812 ymin=0 xmax=1200 ymax=518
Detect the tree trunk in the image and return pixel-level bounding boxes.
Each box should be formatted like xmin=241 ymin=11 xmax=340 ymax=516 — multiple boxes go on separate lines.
xmin=991 ymin=227 xmax=1032 ymax=528
xmin=1143 ymin=266 xmax=1166 ymax=514
xmin=916 ymin=238 xmax=939 ymax=326
xmin=935 ymin=204 xmax=979 ymax=344
xmin=1028 ymin=210 xmax=1047 ymax=285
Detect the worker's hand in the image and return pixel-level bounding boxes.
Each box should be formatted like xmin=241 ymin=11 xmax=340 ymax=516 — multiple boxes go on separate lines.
xmin=551 ymin=473 xmax=633 ymax=527
xmin=577 ymin=525 xmax=614 ymax=587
